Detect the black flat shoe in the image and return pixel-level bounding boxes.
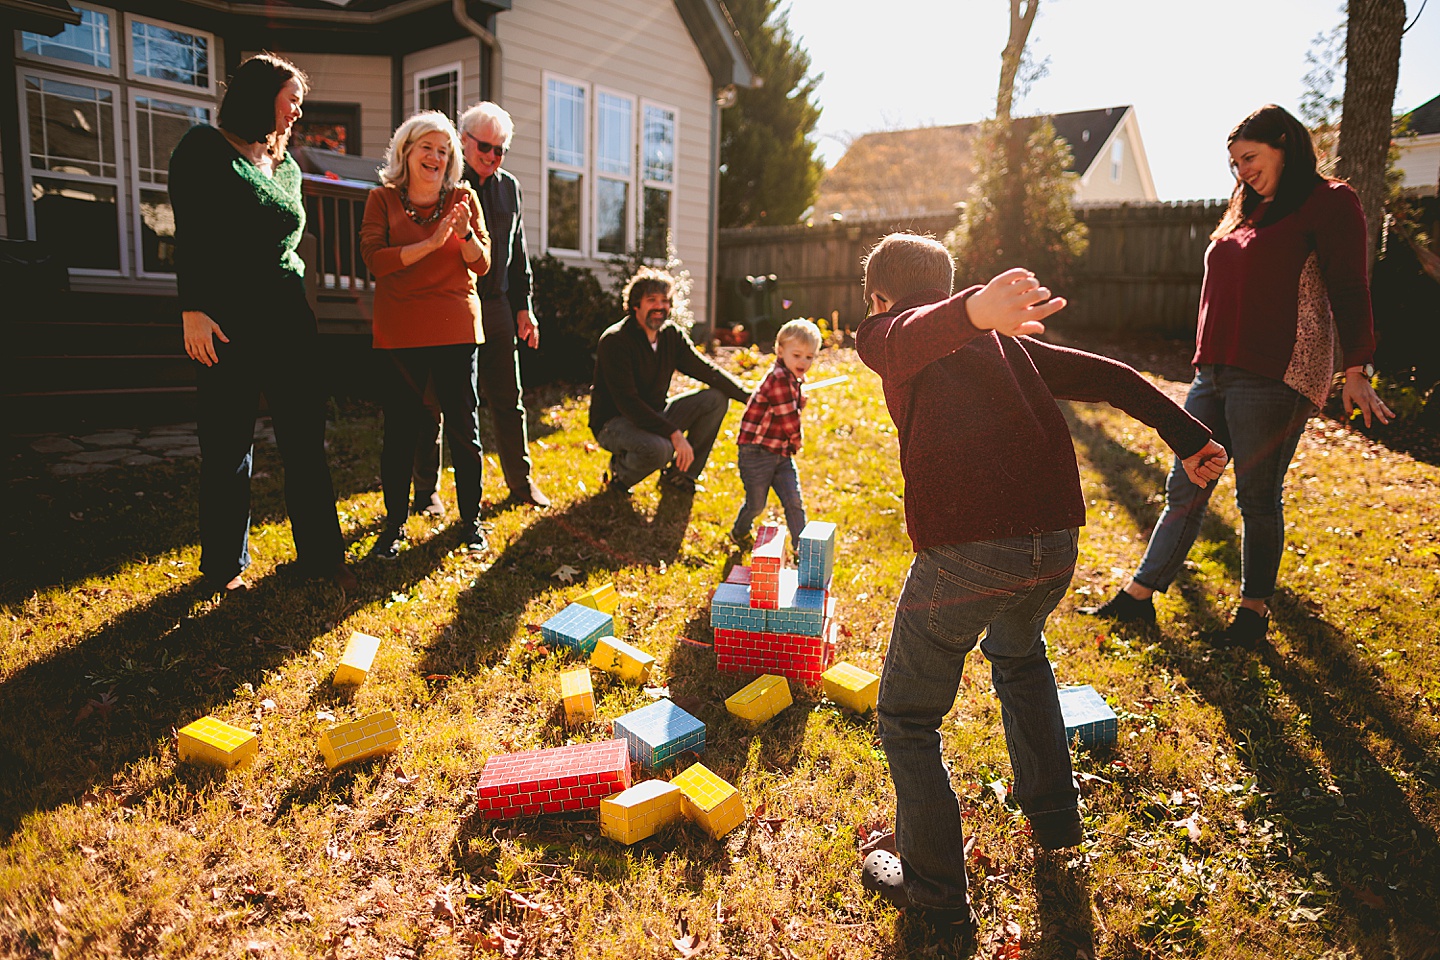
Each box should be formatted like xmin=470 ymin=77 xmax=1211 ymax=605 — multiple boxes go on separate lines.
xmin=1079 ymin=589 xmax=1156 ymax=624
xmin=368 ymin=526 xmax=406 ymax=560
xmin=411 ymin=492 xmax=445 ymax=517
xmin=1030 ymin=808 xmax=1084 ymax=850
xmin=1214 ymin=607 xmax=1269 ymax=649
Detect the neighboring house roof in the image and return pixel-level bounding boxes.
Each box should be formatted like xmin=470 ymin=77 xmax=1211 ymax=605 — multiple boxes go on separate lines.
xmin=1402 ymin=93 xmax=1440 ymax=136
xmin=816 ymin=105 xmax=1141 ymax=220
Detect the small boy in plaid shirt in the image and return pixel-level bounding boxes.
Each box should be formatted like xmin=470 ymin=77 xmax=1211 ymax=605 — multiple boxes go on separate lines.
xmin=731 ymin=318 xmax=822 ymax=545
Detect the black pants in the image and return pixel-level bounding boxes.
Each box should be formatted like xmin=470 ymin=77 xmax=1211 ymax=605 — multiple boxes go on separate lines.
xmin=381 ymin=343 xmax=484 ymax=525
xmin=412 ymin=296 xmax=533 ymax=497
xmin=196 ymin=329 xmax=344 ymax=583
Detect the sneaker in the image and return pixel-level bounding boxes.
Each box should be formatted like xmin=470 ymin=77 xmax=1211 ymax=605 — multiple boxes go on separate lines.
xmin=463 ymin=520 xmax=489 ymax=555
xmin=1079 ymin=589 xmax=1156 ymax=624
xmin=660 ymin=466 xmax=697 ymax=494
xmin=860 ymin=850 xmax=979 ymax=936
xmin=1029 ymin=808 xmax=1084 ymax=850
xmin=506 ymin=482 xmax=551 ymax=508
xmin=411 ymin=491 xmax=445 ymax=517
xmin=1214 ymin=607 xmax=1268 ymax=649
xmin=368 ymin=525 xmax=406 ymax=560
xmin=601 ymin=471 xmax=630 ymax=496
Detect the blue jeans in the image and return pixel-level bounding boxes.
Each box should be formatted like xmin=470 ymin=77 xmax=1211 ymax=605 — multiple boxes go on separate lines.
xmin=732 ymin=444 xmax=806 ymax=539
xmin=1134 ymin=364 xmax=1314 ymax=600
xmin=879 ymin=530 xmax=1079 ymax=910
xmin=596 ymin=387 xmax=730 ymax=488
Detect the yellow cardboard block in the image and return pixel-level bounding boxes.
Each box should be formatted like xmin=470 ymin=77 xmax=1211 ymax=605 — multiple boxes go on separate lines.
xmin=560 ymin=667 xmax=596 ymax=726
xmin=575 ymin=582 xmax=619 ymax=615
xmin=177 ymin=716 xmax=258 ymax=770
xmin=724 ymin=674 xmax=792 ymax=725
xmin=319 ymin=711 xmax=401 ymax=770
xmin=333 ymin=631 xmax=382 ymax=686
xmin=589 ymin=635 xmax=655 ymax=684
xmin=671 ymin=762 xmax=746 ymax=839
xmin=599 ymin=778 xmax=684 ymax=844
xmin=822 ymin=661 xmax=880 ymax=714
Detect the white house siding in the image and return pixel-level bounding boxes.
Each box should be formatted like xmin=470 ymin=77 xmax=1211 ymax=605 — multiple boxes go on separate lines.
xmin=1396 ymin=136 xmax=1440 ymax=194
xmin=403 ymin=38 xmax=483 ymax=124
xmin=1076 ymin=110 xmax=1158 ymax=204
xmin=261 ymin=51 xmax=393 ymax=159
xmin=497 ymin=0 xmax=716 ymax=325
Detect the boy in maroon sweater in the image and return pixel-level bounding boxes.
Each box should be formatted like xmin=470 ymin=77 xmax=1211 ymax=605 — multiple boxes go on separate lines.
xmin=854 ymin=234 xmax=1227 ymax=938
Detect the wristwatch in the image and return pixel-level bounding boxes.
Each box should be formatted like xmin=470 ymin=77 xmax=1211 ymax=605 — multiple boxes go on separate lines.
xmin=462 ymin=229 xmax=475 ymax=243
xmin=1348 ymin=363 xmax=1375 ymax=378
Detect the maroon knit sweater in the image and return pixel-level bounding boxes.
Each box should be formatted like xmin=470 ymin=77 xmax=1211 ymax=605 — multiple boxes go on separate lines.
xmin=1195 ymin=179 xmax=1376 ymax=409
xmin=856 ymin=289 xmax=1213 ymax=552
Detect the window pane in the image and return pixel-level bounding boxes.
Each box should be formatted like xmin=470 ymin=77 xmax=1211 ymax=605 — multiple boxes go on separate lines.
xmin=418 ymin=71 xmax=457 ymax=119
xmin=32 ymin=177 xmax=120 ymax=269
xmin=25 ymin=75 xmax=117 ymax=179
xmin=131 ymin=20 xmax=210 ymax=89
xmin=139 ymin=187 xmax=178 ymax=273
xmin=547 ymin=169 xmax=581 ymax=251
xmin=546 ymin=79 xmax=586 ymax=167
xmin=642 ymin=186 xmax=671 ymax=259
xmin=643 ymin=105 xmax=675 ymax=183
xmin=596 ymin=178 xmax=628 ymax=256
xmin=596 ymin=92 xmax=632 ymax=176
xmin=21 ymin=8 xmax=111 ymax=69
xmin=135 ymin=96 xmax=209 ymax=186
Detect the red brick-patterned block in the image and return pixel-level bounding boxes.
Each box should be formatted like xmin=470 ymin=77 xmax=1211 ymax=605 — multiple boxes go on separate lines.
xmin=724 ymin=565 xmax=751 ymax=586
xmin=714 ymin=619 xmax=837 ymax=686
xmin=476 ymin=739 xmax=632 ymax=819
xmin=750 ymin=524 xmax=785 ymax=610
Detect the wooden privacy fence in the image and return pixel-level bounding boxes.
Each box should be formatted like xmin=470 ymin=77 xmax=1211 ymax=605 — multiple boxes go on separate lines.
xmin=716 ymin=201 xmax=1228 ymax=338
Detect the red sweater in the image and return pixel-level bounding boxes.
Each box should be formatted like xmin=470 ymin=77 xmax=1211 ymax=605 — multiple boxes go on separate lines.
xmin=857 ymin=289 xmax=1212 ymax=551
xmin=360 ymin=184 xmax=491 ymax=349
xmin=1194 ymin=179 xmax=1376 ymax=409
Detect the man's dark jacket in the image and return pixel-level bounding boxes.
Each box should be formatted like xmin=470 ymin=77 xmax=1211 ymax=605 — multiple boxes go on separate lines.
xmin=463 ymin=165 xmax=533 ymax=314
xmin=589 ymin=315 xmax=749 ymax=435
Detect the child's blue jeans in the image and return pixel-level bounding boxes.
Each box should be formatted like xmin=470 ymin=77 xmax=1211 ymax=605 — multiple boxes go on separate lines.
xmin=878 ymin=529 xmax=1079 ymax=911
xmin=732 ymin=444 xmax=806 ymax=540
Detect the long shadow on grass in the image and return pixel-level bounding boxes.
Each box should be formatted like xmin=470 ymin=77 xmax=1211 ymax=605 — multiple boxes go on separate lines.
xmin=1066 ymin=402 xmax=1440 ymax=950
xmin=0 ymin=522 xmax=460 ymax=838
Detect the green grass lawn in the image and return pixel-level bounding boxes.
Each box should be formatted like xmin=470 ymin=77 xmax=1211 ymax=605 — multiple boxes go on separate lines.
xmin=2 ymin=347 xmax=1437 ymax=959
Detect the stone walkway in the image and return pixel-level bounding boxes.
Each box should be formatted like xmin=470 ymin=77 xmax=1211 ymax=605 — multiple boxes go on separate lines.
xmin=25 ymin=419 xmax=276 ymax=477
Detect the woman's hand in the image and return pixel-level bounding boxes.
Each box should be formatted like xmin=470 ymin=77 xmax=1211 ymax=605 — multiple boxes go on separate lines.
xmin=1181 ymin=439 xmax=1228 ymax=487
xmin=1342 ymin=369 xmax=1394 ymax=428
xmin=449 ymin=199 xmax=472 ymax=239
xmin=183 ymin=310 xmax=229 ymax=366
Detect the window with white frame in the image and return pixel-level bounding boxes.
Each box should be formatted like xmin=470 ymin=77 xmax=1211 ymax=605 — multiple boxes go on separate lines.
xmin=1110 ymin=137 xmax=1124 ymax=182
xmin=126 ymin=14 xmax=213 ymax=92
xmin=131 ymin=94 xmax=211 ymax=274
xmin=19 ymin=3 xmax=114 ymax=72
xmin=641 ymin=102 xmax=676 ymax=260
xmin=20 ymin=70 xmax=124 ymax=272
xmin=593 ymin=89 xmax=633 ymax=257
xmin=416 ymin=63 xmax=460 ymax=120
xmin=544 ymin=74 xmax=587 ymax=254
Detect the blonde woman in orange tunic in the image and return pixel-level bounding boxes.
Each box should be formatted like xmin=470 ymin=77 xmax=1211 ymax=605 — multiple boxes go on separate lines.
xmin=360 ymin=111 xmax=491 ymax=559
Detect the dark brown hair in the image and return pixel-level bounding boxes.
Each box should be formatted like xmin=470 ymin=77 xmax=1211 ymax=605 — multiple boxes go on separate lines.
xmin=1213 ymin=104 xmax=1325 ymax=239
xmin=217 ymin=53 xmax=308 ymax=160
xmin=622 ymin=266 xmax=675 ymax=317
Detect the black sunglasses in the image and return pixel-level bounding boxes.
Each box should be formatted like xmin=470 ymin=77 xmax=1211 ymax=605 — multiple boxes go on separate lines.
xmin=464 ymin=132 xmax=506 ymax=156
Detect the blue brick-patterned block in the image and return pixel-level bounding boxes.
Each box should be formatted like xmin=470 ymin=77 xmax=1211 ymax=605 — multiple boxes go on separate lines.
xmin=613 ymin=699 xmax=706 ymax=770
xmin=1058 ymin=684 xmax=1117 ymax=750
xmin=797 ymin=521 xmax=836 ymax=590
xmin=767 ymin=570 xmax=826 ymax=636
xmin=541 ymin=603 xmax=613 ymax=656
xmin=711 ymin=582 xmax=766 ymax=632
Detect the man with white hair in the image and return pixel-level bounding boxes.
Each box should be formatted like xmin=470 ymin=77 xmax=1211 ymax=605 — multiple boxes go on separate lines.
xmin=413 ymin=100 xmax=549 ymax=509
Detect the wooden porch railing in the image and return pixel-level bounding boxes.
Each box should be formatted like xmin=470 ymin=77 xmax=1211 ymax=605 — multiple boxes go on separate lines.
xmin=301 ymin=173 xmax=374 ymax=336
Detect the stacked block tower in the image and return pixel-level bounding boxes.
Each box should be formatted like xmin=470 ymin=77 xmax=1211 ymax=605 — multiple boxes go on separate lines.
xmin=710 ymin=520 xmax=839 ymax=685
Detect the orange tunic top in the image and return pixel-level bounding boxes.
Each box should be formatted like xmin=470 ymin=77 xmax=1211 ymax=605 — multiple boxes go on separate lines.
xmin=359 ymin=183 xmax=492 ymax=349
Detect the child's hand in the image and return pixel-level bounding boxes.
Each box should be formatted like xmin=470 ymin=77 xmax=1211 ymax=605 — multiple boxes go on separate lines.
xmin=1181 ymin=440 xmax=1228 ymax=487
xmin=967 ymin=268 xmax=1067 ymax=337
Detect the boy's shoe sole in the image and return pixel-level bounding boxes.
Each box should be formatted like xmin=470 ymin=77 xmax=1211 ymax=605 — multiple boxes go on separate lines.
xmin=861 ymin=850 xmax=978 ymax=935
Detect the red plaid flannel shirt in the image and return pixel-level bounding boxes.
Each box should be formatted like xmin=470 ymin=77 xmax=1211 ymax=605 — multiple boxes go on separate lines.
xmin=737 ymin=361 xmax=806 ymax=455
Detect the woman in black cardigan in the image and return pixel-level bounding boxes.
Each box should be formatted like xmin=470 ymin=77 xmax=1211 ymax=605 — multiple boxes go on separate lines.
xmin=169 ymin=54 xmax=355 ymax=594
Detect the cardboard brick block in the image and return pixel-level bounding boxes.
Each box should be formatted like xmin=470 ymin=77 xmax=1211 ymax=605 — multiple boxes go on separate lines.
xmin=713 ymin=616 xmax=838 ymax=687
xmin=672 ymin=762 xmax=746 ymax=839
xmin=333 ymin=631 xmax=381 ymax=686
xmin=749 ymin=523 xmax=786 ymax=610
xmin=476 ymin=738 xmax=632 ymax=819
xmin=599 ymin=778 xmax=684 ymax=845
xmin=822 ymin=661 xmax=880 ymax=713
xmin=724 ymin=674 xmax=792 ymax=725
xmin=613 ymin=699 xmax=705 ymax=770
xmin=541 ymin=602 xmax=614 ymax=657
xmin=724 ymin=565 xmax=751 ymax=585
xmin=1058 ymin=684 xmax=1118 ymax=750
xmin=575 ymin=582 xmax=619 ymax=615
xmin=319 ymin=711 xmax=401 ymax=770
xmin=711 ymin=581 xmax=766 ymax=633
xmin=590 ymin=635 xmax=656 ymax=684
xmin=767 ymin=570 xmax=828 ymax=637
xmin=560 ymin=667 xmax=595 ymax=726
xmin=177 ymin=716 xmax=257 ymax=770
xmin=797 ymin=520 xmax=837 ymax=590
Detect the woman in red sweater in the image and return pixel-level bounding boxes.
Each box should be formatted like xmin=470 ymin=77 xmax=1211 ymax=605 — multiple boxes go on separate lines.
xmin=1086 ymin=104 xmax=1393 ymax=646
xmin=360 ymin=111 xmax=491 ymax=558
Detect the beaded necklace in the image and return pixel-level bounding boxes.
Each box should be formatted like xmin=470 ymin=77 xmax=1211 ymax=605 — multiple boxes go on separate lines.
xmin=399 ymin=184 xmax=448 ymax=225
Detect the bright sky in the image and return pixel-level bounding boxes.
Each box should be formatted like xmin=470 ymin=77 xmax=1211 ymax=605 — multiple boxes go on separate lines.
xmin=784 ymin=0 xmax=1440 ymax=201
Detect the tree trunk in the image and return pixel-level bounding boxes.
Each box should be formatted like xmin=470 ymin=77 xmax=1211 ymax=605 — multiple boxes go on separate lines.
xmin=995 ymin=0 xmax=1038 ymax=265
xmin=1335 ymin=0 xmax=1405 ymax=266
xmin=995 ymin=0 xmax=1038 ymax=125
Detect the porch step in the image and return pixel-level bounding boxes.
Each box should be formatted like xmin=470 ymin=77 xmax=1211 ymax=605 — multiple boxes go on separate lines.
xmin=12 ymin=321 xmax=181 ymax=356
xmin=10 ymin=355 xmax=196 ymax=395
